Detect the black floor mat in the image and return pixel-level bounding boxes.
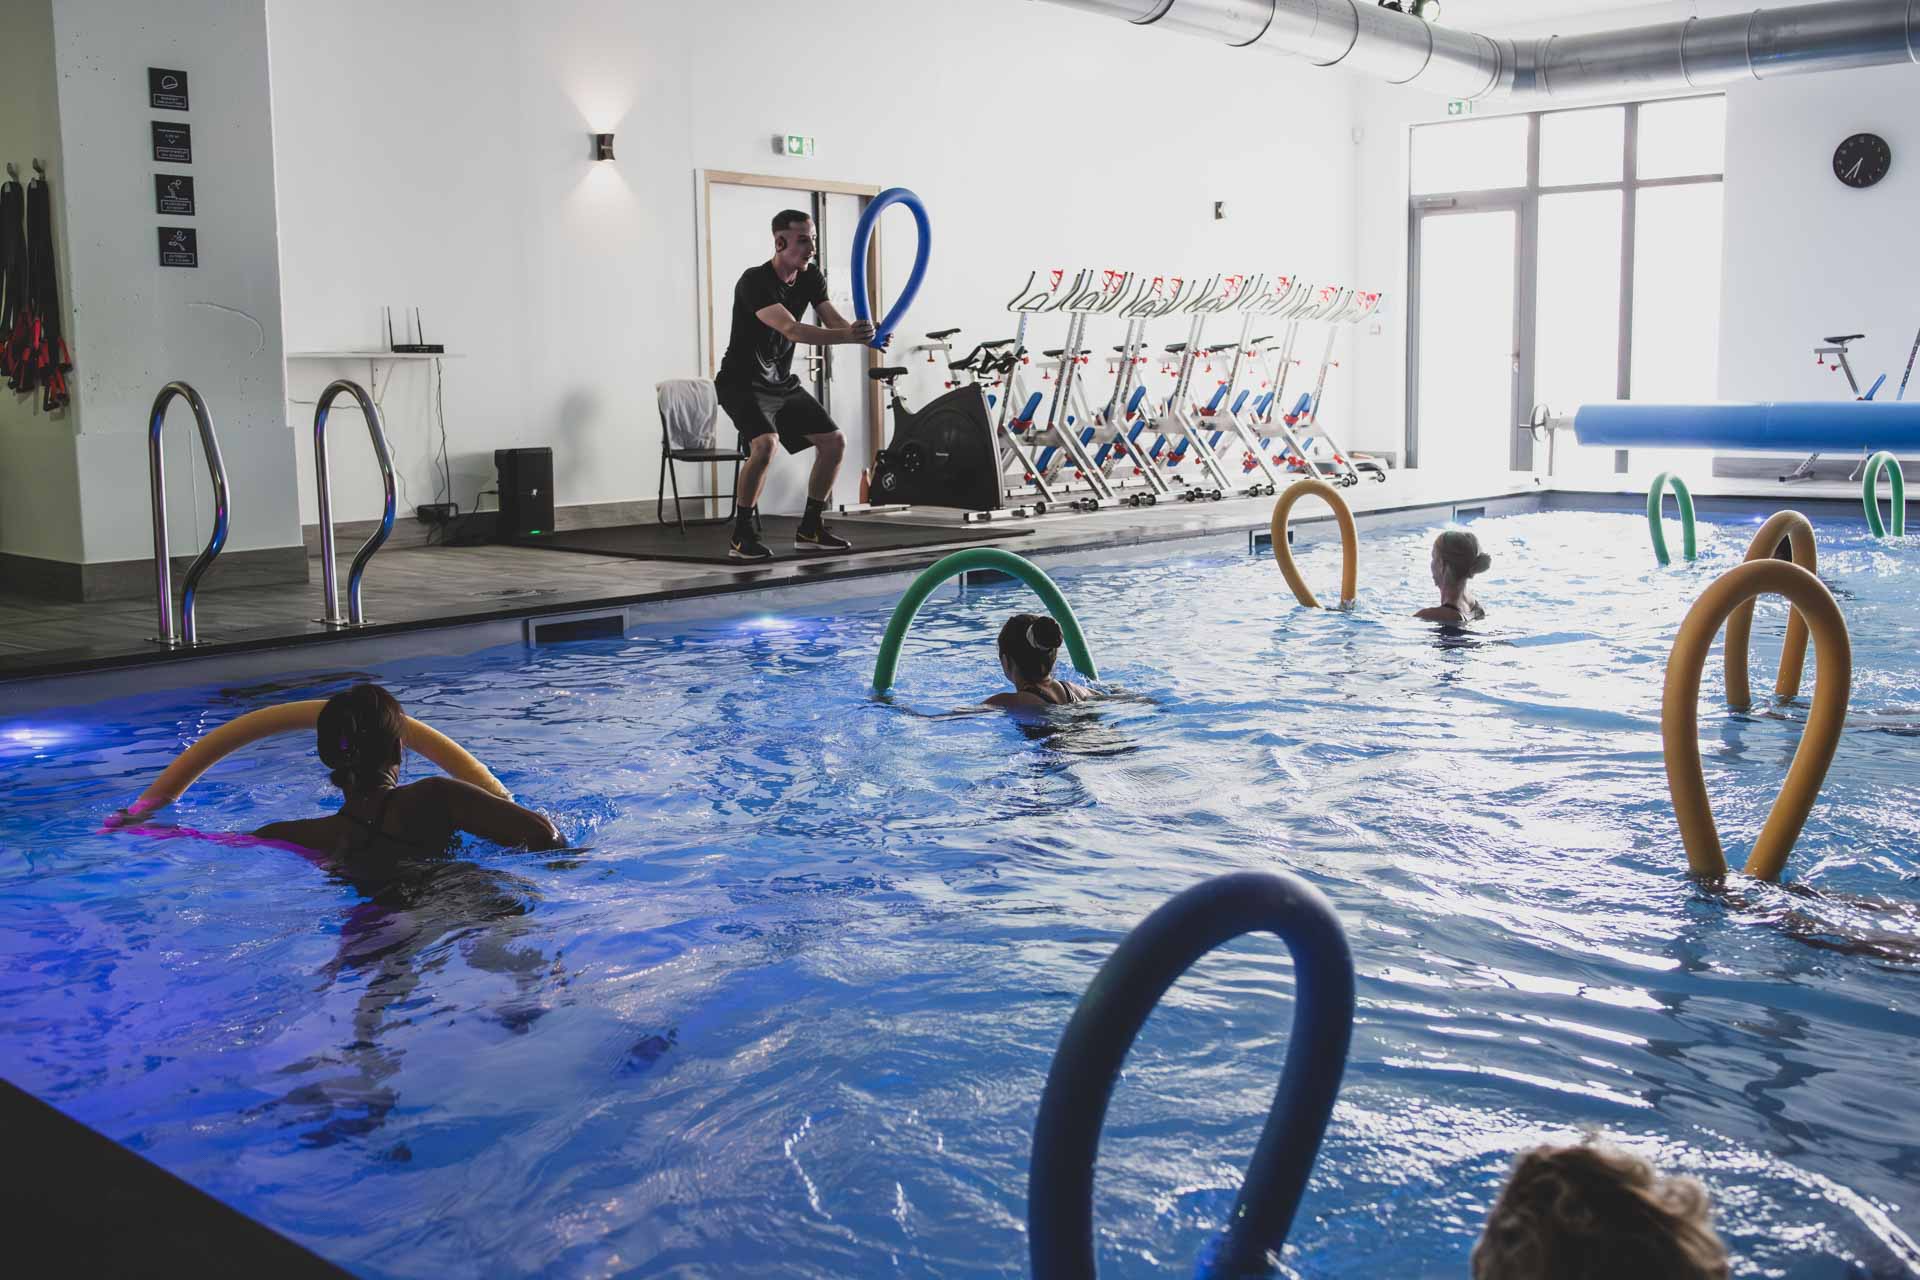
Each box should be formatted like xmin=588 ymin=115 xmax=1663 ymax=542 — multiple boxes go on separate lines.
xmin=514 ymin=515 xmax=1028 ymax=565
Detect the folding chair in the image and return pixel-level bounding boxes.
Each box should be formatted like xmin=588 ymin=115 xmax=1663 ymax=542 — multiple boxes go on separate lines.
xmin=656 ymin=378 xmax=748 ymax=533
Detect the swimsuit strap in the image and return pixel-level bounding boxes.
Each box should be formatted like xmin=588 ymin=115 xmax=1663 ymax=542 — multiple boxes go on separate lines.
xmin=1022 ymin=680 xmax=1067 ymax=706
xmin=346 ymin=788 xmax=402 ymax=852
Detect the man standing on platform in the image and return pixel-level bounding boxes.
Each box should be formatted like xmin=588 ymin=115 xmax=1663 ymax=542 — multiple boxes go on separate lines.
xmin=714 ymin=208 xmax=875 ymax=561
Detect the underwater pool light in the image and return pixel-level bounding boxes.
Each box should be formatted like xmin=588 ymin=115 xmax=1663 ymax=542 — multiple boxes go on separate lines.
xmin=0 ymin=723 xmax=72 ymax=754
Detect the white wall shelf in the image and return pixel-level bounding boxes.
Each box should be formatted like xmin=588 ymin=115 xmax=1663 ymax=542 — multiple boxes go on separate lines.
xmin=289 ymin=351 xmax=463 ymax=360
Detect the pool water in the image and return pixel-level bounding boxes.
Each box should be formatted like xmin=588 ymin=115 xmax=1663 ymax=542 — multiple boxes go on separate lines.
xmin=3 ymin=510 xmax=1919 ymax=1278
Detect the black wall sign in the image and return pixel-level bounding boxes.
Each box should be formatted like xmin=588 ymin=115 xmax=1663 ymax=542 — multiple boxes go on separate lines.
xmin=148 ymin=67 xmax=190 ymax=111
xmin=158 ymin=226 xmax=198 ymax=268
xmin=151 ymin=121 xmax=192 ymax=164
xmin=154 ymin=174 xmax=196 ymax=217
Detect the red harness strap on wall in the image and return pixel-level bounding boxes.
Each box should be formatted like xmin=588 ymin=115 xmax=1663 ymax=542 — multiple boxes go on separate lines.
xmin=1 ymin=173 xmax=72 ymax=411
xmin=24 ymin=176 xmax=71 ymax=410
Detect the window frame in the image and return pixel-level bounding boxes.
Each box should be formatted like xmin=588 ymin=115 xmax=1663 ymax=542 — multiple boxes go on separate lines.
xmin=1404 ymin=96 xmax=1725 ymax=472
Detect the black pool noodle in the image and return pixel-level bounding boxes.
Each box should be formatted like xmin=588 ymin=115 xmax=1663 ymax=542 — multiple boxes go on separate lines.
xmin=1027 ymin=871 xmax=1355 ymax=1278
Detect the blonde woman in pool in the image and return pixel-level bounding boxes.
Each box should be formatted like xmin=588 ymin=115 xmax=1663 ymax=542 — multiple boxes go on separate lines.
xmin=1416 ymin=529 xmax=1491 ymax=624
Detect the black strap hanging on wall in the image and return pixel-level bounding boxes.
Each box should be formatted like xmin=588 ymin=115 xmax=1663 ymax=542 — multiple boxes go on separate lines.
xmin=0 ymin=177 xmax=26 ymax=392
xmin=24 ymin=172 xmax=71 ymax=410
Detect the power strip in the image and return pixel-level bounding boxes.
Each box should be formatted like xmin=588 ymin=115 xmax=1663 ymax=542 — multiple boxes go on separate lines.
xmin=416 ymin=502 xmax=458 ymax=524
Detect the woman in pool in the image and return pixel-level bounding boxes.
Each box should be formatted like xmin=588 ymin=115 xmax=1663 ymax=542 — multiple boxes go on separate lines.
xmin=255 ymin=683 xmax=563 ymax=856
xmin=1415 ymin=529 xmax=1491 ymax=624
xmin=985 ymin=614 xmax=1095 ymax=710
xmin=1473 ymin=1138 xmax=1728 ymax=1278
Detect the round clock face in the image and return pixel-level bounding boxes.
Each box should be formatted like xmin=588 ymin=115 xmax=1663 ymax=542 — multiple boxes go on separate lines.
xmin=1834 ymin=132 xmax=1892 ymax=189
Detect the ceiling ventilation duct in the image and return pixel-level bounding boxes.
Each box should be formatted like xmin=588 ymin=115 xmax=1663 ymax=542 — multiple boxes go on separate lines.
xmin=1036 ymin=0 xmax=1920 ymax=100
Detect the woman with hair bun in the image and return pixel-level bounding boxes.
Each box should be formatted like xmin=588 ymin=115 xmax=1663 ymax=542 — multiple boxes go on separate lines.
xmin=254 ymin=683 xmax=562 ymax=856
xmin=985 ymin=614 xmax=1095 ymax=710
xmin=1416 ymin=529 xmax=1493 ymax=624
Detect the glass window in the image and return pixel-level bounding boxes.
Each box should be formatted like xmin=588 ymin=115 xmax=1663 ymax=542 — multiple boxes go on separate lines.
xmin=1631 ymin=183 xmax=1725 ymax=400
xmin=1539 ymin=107 xmax=1625 ymax=187
xmin=1637 ymin=96 xmax=1727 ymax=179
xmin=1412 ymin=115 xmax=1529 ymax=194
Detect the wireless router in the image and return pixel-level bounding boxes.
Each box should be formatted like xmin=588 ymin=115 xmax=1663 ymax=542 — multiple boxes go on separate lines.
xmin=386 ymin=305 xmax=445 ymax=355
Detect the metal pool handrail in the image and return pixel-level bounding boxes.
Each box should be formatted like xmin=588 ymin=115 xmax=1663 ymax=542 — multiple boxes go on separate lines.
xmin=1027 ymin=872 xmax=1355 ymax=1279
xmin=1270 ymin=479 xmax=1357 ymax=608
xmin=1863 ymin=451 xmax=1906 ymax=538
xmin=1646 ymin=471 xmax=1696 ymax=566
xmin=147 ymin=381 xmax=230 ymax=647
xmin=312 ymin=379 xmax=397 ymax=627
xmin=1663 ymin=559 xmax=1850 ymax=882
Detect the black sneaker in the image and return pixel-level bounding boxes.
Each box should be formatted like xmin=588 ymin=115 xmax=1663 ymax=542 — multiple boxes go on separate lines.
xmin=794 ymin=521 xmax=852 ymax=552
xmin=729 ymin=529 xmax=773 ymax=561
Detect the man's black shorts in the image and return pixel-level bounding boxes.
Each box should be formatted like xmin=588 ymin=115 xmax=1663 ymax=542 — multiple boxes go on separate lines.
xmin=716 ymin=383 xmax=840 ymax=455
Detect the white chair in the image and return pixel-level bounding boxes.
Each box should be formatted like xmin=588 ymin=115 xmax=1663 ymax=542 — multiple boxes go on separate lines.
xmin=655 ymin=378 xmax=748 ymax=533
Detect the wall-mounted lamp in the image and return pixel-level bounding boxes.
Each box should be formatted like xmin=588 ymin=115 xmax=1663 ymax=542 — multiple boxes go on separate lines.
xmin=592 ymin=133 xmax=615 ymax=161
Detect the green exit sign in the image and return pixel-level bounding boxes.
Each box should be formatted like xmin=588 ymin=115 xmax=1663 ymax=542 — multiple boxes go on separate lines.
xmin=1447 ymin=99 xmax=1476 ymax=117
xmin=772 ymin=133 xmax=816 ymax=157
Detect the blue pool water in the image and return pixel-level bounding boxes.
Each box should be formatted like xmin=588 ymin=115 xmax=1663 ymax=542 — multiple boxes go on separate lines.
xmin=3 ymin=510 xmax=1919 ymax=1278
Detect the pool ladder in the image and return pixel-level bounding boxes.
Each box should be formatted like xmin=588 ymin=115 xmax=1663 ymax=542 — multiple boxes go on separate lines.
xmin=145 ymin=377 xmax=395 ymax=646
xmin=147 ymin=382 xmax=230 ymax=648
xmin=311 ymin=379 xmax=396 ymax=627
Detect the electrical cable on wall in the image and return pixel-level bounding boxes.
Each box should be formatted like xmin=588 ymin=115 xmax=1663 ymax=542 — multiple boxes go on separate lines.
xmin=433 ymin=356 xmax=452 ymax=507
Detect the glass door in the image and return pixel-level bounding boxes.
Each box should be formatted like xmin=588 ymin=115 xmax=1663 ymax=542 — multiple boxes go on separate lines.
xmin=1412 ymin=206 xmax=1522 ymax=476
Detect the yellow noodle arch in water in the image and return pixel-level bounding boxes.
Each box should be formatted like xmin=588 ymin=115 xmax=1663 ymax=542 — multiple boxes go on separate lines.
xmin=1663 ymin=559 xmax=1850 ymax=881
xmin=1269 ymin=480 xmax=1357 ymax=609
xmin=1724 ymin=510 xmax=1817 ymax=708
xmin=126 ymin=698 xmax=510 ymax=818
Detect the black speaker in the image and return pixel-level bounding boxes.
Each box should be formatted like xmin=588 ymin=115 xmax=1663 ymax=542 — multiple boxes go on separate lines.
xmin=495 ymin=447 xmax=554 ymax=539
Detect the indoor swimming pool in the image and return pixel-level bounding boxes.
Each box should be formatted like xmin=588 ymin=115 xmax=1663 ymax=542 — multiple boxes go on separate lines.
xmin=3 ymin=508 xmax=1918 ymax=1278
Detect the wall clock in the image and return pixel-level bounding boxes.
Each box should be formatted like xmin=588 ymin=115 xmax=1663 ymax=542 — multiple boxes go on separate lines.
xmin=1834 ymin=133 xmax=1892 ymax=188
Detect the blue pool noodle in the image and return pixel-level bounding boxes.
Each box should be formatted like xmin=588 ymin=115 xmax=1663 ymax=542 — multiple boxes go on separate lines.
xmin=849 ymin=188 xmax=931 ymax=350
xmin=1574 ymin=401 xmax=1920 ymax=454
xmin=1027 ymin=871 xmax=1354 ymax=1279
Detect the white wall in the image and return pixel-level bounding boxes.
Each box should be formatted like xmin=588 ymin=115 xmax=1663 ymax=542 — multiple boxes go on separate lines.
xmin=1719 ymin=63 xmax=1920 ymax=403
xmin=1351 ymin=80 xmax=1437 ymax=463
xmin=51 ymin=0 xmax=300 ymax=563
xmin=268 ymin=0 xmax=1366 ymax=525
xmin=0 ymin=0 xmax=84 ymax=564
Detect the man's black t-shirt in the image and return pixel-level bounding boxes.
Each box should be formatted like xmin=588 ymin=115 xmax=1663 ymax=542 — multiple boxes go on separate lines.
xmin=716 ymin=262 xmax=829 ymax=393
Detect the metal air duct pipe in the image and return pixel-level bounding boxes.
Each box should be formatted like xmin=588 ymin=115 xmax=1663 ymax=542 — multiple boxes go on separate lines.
xmin=1038 ymin=0 xmax=1920 ymax=100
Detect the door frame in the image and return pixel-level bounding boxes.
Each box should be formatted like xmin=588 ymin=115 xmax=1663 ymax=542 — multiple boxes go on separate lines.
xmin=1406 ymin=194 xmax=1532 ymax=472
xmin=694 ymin=169 xmax=886 ymax=515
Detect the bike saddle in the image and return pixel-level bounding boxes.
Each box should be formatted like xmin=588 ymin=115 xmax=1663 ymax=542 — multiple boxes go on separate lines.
xmin=1250 ymin=334 xmax=1273 ymax=346
xmin=981 ymin=338 xmax=1016 ymax=350
xmin=925 ymin=327 xmax=961 ymax=340
xmin=1044 ymin=348 xmax=1089 ymax=359
xmin=1164 ymin=342 xmax=1189 ymax=354
xmin=1825 ymin=334 xmax=1866 ymax=345
xmin=868 ymin=366 xmax=909 ymax=381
